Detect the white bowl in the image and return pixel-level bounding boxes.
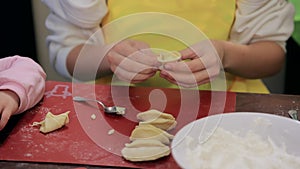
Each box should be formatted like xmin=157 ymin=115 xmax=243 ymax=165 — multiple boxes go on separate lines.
xmin=171 ymin=112 xmax=300 ymax=169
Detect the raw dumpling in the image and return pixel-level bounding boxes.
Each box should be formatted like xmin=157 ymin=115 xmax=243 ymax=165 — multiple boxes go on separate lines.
xmin=157 ymin=51 xmax=181 ymax=63
xmin=31 ymin=111 xmax=70 ymax=134
xmin=137 ymin=109 xmax=177 ymax=131
xmin=121 ymin=139 xmax=170 ymax=162
xmin=129 ymin=124 xmax=174 ymax=145
xmin=122 ymin=109 xmax=177 ymax=162
xmin=125 ymin=139 xmax=166 ymax=148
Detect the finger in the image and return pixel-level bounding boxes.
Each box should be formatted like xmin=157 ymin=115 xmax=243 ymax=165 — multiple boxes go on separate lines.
xmin=164 ymin=54 xmax=220 ymax=73
xmin=127 ymin=50 xmax=159 ymax=67
xmin=160 ymin=67 xmax=219 ymax=87
xmin=0 ymin=109 xmax=12 ymax=131
xmin=163 ymin=59 xmax=205 ymax=73
xmin=112 ymin=64 xmax=157 ymax=83
xmin=180 ymin=47 xmax=198 ymax=60
xmin=108 ymin=50 xmax=157 ymax=75
xmin=130 ymin=41 xmax=159 ymax=59
xmin=129 ymin=39 xmax=150 ymax=50
xmin=114 ymin=41 xmax=159 ymax=66
xmin=161 ymin=72 xmax=211 ymax=88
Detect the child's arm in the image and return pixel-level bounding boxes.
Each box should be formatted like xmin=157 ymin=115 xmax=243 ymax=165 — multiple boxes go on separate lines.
xmin=0 ymin=56 xmax=46 ymax=130
xmin=0 ymin=90 xmax=19 ymax=130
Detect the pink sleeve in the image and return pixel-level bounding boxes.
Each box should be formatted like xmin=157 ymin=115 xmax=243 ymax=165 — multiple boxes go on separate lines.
xmin=0 ymin=55 xmax=46 ymax=114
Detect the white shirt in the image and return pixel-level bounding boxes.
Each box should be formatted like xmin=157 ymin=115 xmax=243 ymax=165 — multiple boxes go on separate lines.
xmin=42 ymin=0 xmax=295 ymax=79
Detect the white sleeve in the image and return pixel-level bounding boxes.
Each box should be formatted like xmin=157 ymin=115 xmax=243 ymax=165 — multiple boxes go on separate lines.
xmin=41 ymin=0 xmax=108 ymax=79
xmin=230 ymin=0 xmax=295 ymax=52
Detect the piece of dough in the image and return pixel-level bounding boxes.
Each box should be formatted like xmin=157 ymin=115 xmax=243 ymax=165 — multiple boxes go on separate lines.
xmin=137 ymin=109 xmax=177 ymax=130
xmin=31 ymin=111 xmax=70 ymax=134
xmin=125 ymin=139 xmax=166 ymax=148
xmin=121 ymin=139 xmax=170 ymax=162
xmin=122 ymin=109 xmax=178 ymax=162
xmin=129 ymin=124 xmax=174 ymax=145
xmin=139 ymin=118 xmax=177 ymax=131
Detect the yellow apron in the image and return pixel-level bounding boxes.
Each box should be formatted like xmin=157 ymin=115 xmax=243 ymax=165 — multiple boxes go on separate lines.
xmin=98 ymin=0 xmax=269 ymax=93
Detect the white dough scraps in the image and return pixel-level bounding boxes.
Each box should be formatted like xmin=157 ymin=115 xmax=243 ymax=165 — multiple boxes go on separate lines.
xmin=108 ymin=129 xmax=115 ymax=135
xmin=91 ymin=114 xmax=96 ymax=120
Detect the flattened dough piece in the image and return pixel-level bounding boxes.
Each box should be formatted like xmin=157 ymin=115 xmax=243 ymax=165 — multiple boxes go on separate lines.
xmin=122 ymin=139 xmax=170 ymax=162
xmin=31 ymin=111 xmax=70 ymax=133
xmin=137 ymin=109 xmax=177 ymax=130
xmin=129 ymin=124 xmax=174 ymax=145
xmin=137 ymin=109 xmax=175 ymax=121
xmin=125 ymin=139 xmax=166 ymax=148
xmin=139 ymin=118 xmax=177 ymax=131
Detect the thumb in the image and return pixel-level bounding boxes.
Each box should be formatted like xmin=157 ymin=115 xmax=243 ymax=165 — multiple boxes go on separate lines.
xmin=180 ymin=47 xmax=198 ymax=60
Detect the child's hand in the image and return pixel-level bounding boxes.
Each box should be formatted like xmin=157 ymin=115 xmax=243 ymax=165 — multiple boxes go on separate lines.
xmin=160 ymin=40 xmax=224 ymax=88
xmin=0 ymin=90 xmax=19 ymax=131
xmin=106 ymin=39 xmax=160 ymax=83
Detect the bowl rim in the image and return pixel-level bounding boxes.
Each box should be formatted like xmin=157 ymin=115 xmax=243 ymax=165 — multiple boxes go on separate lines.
xmin=171 ymin=111 xmax=300 ymax=168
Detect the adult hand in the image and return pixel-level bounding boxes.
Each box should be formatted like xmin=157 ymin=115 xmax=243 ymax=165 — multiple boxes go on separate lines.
xmin=159 ymin=40 xmax=225 ymax=88
xmin=106 ymin=39 xmax=161 ymax=83
xmin=0 ymin=90 xmax=19 ymax=131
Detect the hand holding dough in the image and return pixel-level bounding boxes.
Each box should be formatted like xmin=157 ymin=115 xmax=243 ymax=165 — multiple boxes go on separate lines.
xmin=137 ymin=109 xmax=177 ymax=130
xmin=31 ymin=111 xmax=70 ymax=134
xmin=157 ymin=51 xmax=181 ymax=63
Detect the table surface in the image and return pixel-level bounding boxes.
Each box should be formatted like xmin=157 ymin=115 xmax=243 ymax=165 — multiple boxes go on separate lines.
xmin=1 ymin=91 xmax=299 ymax=169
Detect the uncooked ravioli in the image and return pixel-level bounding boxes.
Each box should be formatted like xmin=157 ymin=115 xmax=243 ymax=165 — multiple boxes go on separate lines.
xmin=137 ymin=109 xmax=177 ymax=130
xmin=31 ymin=111 xmax=70 ymax=134
xmin=121 ymin=139 xmax=170 ymax=162
xmin=129 ymin=124 xmax=174 ymax=145
xmin=121 ymin=109 xmax=177 ymax=162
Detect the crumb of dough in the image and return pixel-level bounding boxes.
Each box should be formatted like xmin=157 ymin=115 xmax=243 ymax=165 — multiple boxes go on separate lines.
xmin=91 ymin=114 xmax=96 ymax=120
xmin=108 ymin=129 xmax=115 ymax=135
xmin=116 ymin=107 xmax=126 ymax=115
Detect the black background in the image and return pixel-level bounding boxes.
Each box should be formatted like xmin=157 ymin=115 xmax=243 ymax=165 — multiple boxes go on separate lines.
xmin=1 ymin=0 xmax=37 ymax=62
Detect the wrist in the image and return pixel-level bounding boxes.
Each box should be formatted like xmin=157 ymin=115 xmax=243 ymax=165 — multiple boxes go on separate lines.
xmin=211 ymin=40 xmax=226 ymax=69
xmin=0 ymin=89 xmax=20 ymax=111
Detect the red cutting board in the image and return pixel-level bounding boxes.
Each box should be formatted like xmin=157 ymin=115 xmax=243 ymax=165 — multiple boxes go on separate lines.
xmin=0 ymin=81 xmax=236 ymax=168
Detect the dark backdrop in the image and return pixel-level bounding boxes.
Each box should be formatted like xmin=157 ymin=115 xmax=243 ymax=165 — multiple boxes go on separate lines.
xmin=285 ymin=37 xmax=300 ymax=95
xmin=0 ymin=0 xmax=37 ymax=62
